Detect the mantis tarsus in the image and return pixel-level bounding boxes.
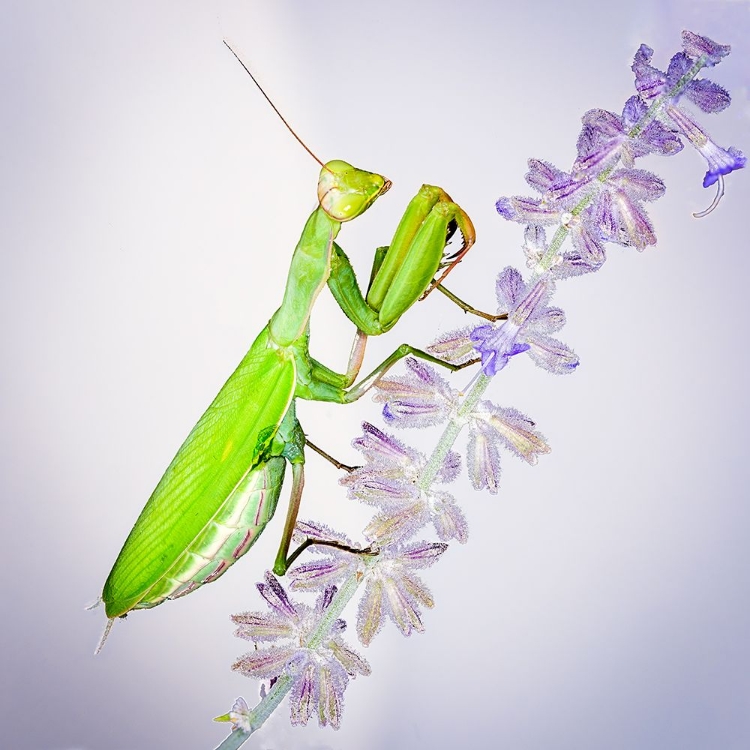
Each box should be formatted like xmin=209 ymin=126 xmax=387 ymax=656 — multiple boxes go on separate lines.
xmin=100 ymin=43 xmax=491 ymax=626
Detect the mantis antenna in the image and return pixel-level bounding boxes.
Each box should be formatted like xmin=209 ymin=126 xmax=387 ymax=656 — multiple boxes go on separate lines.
xmin=223 ymin=40 xmax=327 ymax=170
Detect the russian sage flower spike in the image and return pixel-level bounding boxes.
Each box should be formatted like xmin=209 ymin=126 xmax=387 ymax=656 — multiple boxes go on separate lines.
xmin=497 ymin=30 xmax=744 ymax=279
xmin=215 ymin=31 xmax=743 ymax=749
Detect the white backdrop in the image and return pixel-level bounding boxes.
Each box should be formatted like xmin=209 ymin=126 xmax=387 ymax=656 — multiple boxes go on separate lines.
xmin=2 ymin=1 xmax=749 ymax=749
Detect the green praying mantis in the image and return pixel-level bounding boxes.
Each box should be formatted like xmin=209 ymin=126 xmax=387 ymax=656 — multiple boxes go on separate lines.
xmin=100 ymin=43 xmax=495 ymax=628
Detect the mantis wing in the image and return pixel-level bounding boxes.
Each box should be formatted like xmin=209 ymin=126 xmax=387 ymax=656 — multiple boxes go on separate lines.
xmin=103 ymin=326 xmax=296 ymax=617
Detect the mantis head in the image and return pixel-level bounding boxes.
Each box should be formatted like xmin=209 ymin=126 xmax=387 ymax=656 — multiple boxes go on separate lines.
xmin=318 ymin=160 xmax=391 ymax=222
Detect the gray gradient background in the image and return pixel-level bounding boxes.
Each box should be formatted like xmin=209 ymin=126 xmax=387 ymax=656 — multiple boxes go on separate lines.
xmin=2 ymin=1 xmax=749 ymax=749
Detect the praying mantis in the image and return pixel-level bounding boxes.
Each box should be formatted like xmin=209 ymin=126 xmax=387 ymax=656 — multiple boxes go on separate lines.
xmin=100 ymin=43 xmax=491 ymax=624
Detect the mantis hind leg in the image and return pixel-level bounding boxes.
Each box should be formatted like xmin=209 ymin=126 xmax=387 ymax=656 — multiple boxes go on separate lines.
xmin=272 ymin=461 xmax=375 ymax=575
xmin=272 ymin=462 xmax=305 ymax=575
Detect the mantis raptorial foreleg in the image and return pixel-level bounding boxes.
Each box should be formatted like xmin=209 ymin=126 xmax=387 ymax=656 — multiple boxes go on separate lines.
xmin=328 ymin=235 xmax=502 ymax=377
xmin=273 ymin=462 xmax=379 ymax=575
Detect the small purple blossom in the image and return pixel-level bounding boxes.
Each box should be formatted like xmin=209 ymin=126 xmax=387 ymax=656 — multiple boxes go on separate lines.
xmin=466 ymin=402 xmax=551 ymax=493
xmin=441 ymin=268 xmax=577 ymax=377
xmin=496 ymin=157 xmax=664 ymax=276
xmin=524 ymin=104 xmax=675 ymax=204
xmin=290 ymin=533 xmax=449 ymax=647
xmin=288 ymin=521 xmax=367 ymax=591
xmin=589 ymin=168 xmax=665 ymax=249
xmin=429 ymin=322 xmax=488 ymax=364
xmin=471 ymin=322 xmax=530 ymax=376
xmin=681 ymin=30 xmax=731 ymax=67
xmin=573 ymin=102 xmax=681 ymax=180
xmin=231 ymin=573 xmax=370 ymax=729
xmin=632 ymin=40 xmax=731 ymax=111
xmin=666 ymin=53 xmax=730 ymax=113
xmin=521 ymin=218 xmax=606 ymax=279
xmin=471 ymin=271 xmax=546 ymax=375
xmin=621 ymin=95 xmax=684 ymax=155
xmin=374 ymin=357 xmax=458 ymax=427
xmin=338 ymin=422 xmax=466 ymax=544
xmin=662 ymin=104 xmax=747 ymax=188
xmin=356 ymin=541 xmax=447 ymax=645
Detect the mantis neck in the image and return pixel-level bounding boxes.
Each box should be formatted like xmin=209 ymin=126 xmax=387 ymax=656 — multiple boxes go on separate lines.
xmin=268 ymin=208 xmax=341 ymax=347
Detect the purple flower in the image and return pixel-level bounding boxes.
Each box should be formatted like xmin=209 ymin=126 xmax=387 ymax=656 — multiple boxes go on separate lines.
xmin=466 ymin=402 xmax=551 ymax=493
xmin=621 ymin=95 xmax=684 ymax=155
xmin=287 ymin=522 xmax=367 ymax=591
xmin=471 ymin=323 xmax=529 ymax=376
xmin=662 ymin=104 xmax=746 ymax=188
xmin=374 ymin=357 xmax=458 ymax=428
xmin=338 ymin=422 xmax=466 ymax=544
xmin=574 ymin=100 xmax=683 ymax=179
xmin=496 ymin=159 xmax=589 ymax=228
xmin=632 ymin=41 xmax=730 ymax=112
xmin=231 ymin=573 xmax=370 ymax=729
xmin=428 ymin=323 xmax=484 ymax=364
xmin=558 ymin=219 xmax=607 ymax=277
xmin=497 ymin=155 xmax=666 ymax=276
xmin=356 ymin=541 xmax=447 ymax=645
xmin=290 ymin=529 xmax=450 ymax=647
xmin=665 ymin=52 xmax=730 ymax=113
xmin=498 ymin=199 xmax=607 ymax=279
xmin=589 ymin=168 xmax=665 ymax=249
xmin=681 ymin=30 xmax=731 ymax=67
xmin=466 ymin=268 xmax=578 ymax=376
xmin=370 ymin=363 xmax=551 ymax=494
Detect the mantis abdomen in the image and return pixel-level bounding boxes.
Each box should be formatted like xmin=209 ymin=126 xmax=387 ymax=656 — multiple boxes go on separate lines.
xmin=132 ymin=457 xmax=286 ymax=609
xmin=103 ymin=327 xmax=297 ymax=618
